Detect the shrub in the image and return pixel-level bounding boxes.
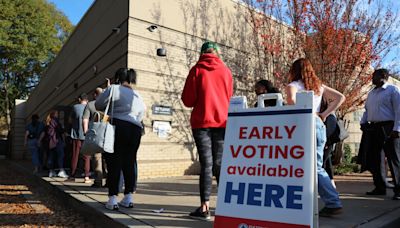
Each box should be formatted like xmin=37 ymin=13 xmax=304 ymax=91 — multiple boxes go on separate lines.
xmin=334 ymin=143 xmax=360 ymax=175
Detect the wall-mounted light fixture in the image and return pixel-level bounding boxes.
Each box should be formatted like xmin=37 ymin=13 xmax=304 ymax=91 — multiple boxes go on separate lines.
xmin=157 ymin=48 xmax=167 ymax=57
xmin=112 ymin=27 xmax=120 ymax=34
xmin=147 ymin=25 xmax=158 ymax=32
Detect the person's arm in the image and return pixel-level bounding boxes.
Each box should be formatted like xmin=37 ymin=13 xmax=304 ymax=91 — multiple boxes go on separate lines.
xmin=318 ymin=85 xmax=346 ymax=121
xmin=360 ymin=101 xmax=369 ymax=132
xmin=181 ymin=68 xmax=197 ymax=108
xmin=285 ymin=84 xmax=298 ymax=105
xmin=82 ymin=104 xmax=90 ymax=134
xmin=83 ymin=119 xmax=89 ymax=134
xmin=391 ymin=86 xmax=400 ymax=138
xmin=95 ymin=87 xmax=111 ymax=111
xmin=24 ymin=130 xmax=29 ymax=147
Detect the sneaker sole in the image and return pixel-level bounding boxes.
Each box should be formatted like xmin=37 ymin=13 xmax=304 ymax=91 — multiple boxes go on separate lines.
xmin=189 ymin=215 xmax=211 ymax=221
xmin=105 ymin=205 xmax=119 ymax=210
xmin=119 ymin=202 xmax=134 ymax=208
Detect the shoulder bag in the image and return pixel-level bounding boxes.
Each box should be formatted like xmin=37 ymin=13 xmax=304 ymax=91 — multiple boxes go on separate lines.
xmin=81 ymin=86 xmax=115 ymax=155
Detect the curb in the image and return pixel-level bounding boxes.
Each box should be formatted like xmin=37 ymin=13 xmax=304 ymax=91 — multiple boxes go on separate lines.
xmin=8 ymin=160 xmax=148 ymax=228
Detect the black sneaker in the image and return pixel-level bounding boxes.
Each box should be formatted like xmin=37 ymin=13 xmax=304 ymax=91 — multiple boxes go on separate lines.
xmin=189 ymin=207 xmax=211 ymax=221
xmin=91 ymin=182 xmax=103 ymax=188
xmin=319 ymin=207 xmax=343 ymax=217
xmin=392 ymin=193 xmax=400 ymax=200
xmin=366 ymin=188 xmax=386 ymax=196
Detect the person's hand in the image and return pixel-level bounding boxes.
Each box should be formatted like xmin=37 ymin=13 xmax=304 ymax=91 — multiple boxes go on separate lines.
xmin=106 ymin=78 xmax=111 ymax=87
xmin=318 ymin=113 xmax=327 ymax=122
xmin=360 ymin=123 xmax=368 ymax=131
xmin=390 ymin=131 xmax=400 ymax=139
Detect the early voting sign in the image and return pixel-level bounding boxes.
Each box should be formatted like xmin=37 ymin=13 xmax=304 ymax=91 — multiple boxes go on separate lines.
xmin=214 ymin=92 xmax=316 ymax=228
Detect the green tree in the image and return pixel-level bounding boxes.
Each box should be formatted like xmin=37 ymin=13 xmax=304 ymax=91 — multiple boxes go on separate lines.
xmin=0 ymin=0 xmax=73 ymax=130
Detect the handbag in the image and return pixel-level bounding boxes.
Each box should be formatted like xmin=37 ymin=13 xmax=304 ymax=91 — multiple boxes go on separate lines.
xmin=81 ymin=86 xmax=115 ymax=155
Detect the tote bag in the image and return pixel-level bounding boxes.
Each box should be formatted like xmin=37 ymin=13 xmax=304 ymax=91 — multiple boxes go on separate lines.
xmin=81 ymin=86 xmax=115 ymax=155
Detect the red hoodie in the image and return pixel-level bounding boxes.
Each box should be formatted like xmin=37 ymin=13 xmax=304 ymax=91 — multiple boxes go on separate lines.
xmin=181 ymin=53 xmax=233 ymax=129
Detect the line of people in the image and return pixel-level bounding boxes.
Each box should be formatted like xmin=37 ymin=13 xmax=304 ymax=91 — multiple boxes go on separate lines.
xmin=181 ymin=42 xmax=346 ymax=219
xmin=25 ymin=68 xmax=144 ymax=211
xmin=24 ymin=41 xmax=399 ymax=218
xmin=181 ymin=41 xmax=398 ymax=220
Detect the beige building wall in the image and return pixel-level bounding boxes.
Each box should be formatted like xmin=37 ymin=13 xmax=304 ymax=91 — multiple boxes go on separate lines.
xmin=25 ymin=0 xmax=129 ymax=119
xmin=17 ymin=0 xmax=130 ymax=160
xmin=127 ymin=0 xmax=296 ymax=178
xmin=128 ymin=0 xmax=244 ymax=178
xmin=16 ymin=0 xmax=297 ymax=178
xmin=11 ymin=100 xmax=27 ymax=160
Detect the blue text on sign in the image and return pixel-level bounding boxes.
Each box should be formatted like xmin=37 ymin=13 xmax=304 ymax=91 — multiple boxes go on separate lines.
xmin=224 ymin=182 xmax=303 ymax=209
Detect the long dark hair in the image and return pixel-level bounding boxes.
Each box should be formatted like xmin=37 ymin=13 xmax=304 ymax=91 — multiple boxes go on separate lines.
xmin=114 ymin=68 xmax=137 ymax=85
xmin=256 ymin=80 xmax=280 ymax=93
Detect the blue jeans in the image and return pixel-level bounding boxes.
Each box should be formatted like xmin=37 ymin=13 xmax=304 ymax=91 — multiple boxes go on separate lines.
xmin=316 ymin=117 xmax=342 ymax=208
xmin=27 ymin=139 xmax=41 ymax=167
xmin=47 ymin=140 xmax=65 ymax=170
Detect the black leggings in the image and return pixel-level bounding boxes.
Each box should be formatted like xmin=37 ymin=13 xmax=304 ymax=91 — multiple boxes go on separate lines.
xmin=104 ymin=119 xmax=142 ymax=196
xmin=193 ymin=128 xmax=225 ymax=202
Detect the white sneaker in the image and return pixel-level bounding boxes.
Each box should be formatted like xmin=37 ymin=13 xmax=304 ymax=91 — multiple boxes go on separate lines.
xmin=84 ymin=177 xmax=92 ymax=184
xmin=119 ymin=193 xmax=134 ymax=208
xmin=49 ymin=170 xmax=56 ymax=178
xmin=105 ymin=195 xmax=119 ymax=210
xmin=58 ymin=170 xmax=69 ymax=178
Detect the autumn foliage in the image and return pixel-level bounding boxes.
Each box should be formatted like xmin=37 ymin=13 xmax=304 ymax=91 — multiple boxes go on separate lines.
xmin=242 ymin=0 xmax=400 ymax=117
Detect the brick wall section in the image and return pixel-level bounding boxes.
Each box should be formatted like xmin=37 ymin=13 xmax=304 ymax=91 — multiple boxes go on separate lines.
xmin=126 ymin=0 xmax=296 ymax=178
xmin=11 ymin=100 xmax=27 ymax=160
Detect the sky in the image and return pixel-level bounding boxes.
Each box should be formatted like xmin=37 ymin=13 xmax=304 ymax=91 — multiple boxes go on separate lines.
xmin=48 ymin=0 xmax=94 ymax=25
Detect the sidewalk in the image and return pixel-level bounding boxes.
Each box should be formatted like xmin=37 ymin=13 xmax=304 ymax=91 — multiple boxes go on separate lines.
xmin=10 ymin=160 xmax=400 ymax=228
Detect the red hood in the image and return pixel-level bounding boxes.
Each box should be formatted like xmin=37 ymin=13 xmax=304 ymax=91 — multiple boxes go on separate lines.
xmin=195 ymin=53 xmax=225 ymax=71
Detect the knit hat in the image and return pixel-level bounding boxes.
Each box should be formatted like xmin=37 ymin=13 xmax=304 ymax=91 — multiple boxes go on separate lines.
xmin=200 ymin=41 xmax=220 ymax=54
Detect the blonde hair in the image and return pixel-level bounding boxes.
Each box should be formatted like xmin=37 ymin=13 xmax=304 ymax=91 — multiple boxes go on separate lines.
xmin=45 ymin=110 xmax=58 ymax=126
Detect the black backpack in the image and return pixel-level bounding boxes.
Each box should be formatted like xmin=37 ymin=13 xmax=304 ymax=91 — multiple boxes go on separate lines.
xmin=320 ymin=96 xmax=349 ymax=146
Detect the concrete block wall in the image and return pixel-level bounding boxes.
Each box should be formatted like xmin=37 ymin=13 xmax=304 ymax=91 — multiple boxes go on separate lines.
xmin=17 ymin=0 xmax=299 ymax=179
xmin=11 ymin=100 xmax=27 ymax=160
xmin=126 ymin=0 xmax=297 ymax=178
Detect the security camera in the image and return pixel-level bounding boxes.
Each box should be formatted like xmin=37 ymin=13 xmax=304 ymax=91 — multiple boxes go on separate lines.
xmin=112 ymin=27 xmax=120 ymax=34
xmin=147 ymin=25 xmax=158 ymax=32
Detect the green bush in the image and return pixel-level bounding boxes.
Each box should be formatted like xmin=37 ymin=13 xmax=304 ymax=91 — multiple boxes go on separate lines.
xmin=334 ymin=143 xmax=361 ymax=175
xmin=342 ymin=143 xmax=352 ymax=165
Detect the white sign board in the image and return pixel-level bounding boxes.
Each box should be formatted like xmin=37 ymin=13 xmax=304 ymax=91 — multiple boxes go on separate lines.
xmin=214 ymin=92 xmax=316 ymax=228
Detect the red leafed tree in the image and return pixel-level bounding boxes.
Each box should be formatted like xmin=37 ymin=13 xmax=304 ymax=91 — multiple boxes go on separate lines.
xmin=242 ymin=0 xmax=400 ymax=118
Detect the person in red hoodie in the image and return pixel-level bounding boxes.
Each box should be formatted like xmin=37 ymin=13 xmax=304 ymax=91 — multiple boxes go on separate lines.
xmin=181 ymin=41 xmax=233 ymax=220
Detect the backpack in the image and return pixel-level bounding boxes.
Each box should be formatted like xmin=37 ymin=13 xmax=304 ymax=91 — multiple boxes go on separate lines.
xmin=320 ymin=96 xmax=349 ymax=139
xmin=320 ymin=96 xmax=349 ymax=165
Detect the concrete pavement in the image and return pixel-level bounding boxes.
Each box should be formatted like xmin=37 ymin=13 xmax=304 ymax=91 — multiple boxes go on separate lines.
xmin=10 ymin=160 xmax=400 ymax=228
